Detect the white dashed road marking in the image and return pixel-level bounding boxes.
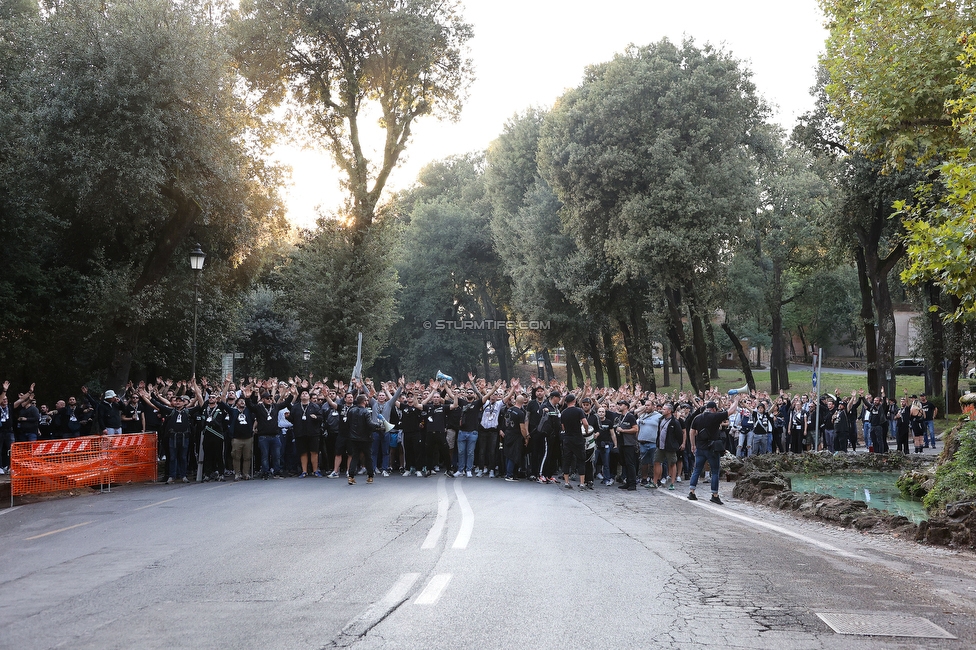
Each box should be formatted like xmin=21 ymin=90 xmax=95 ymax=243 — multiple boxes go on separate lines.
xmin=414 ymin=573 xmax=451 ymax=605
xmin=24 ymin=521 xmax=92 ymax=541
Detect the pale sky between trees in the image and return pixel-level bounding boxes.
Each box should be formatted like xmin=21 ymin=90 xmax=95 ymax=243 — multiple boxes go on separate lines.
xmin=275 ymin=0 xmax=829 ymax=228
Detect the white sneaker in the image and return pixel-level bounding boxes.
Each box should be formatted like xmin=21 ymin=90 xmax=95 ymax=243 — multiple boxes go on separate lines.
xmin=382 ymin=470 xmax=390 ymax=477
xmin=357 ymin=467 xmax=366 ymax=475
xmin=327 ymin=471 xmax=339 ymax=478
xmin=596 ymin=473 xmax=604 ymax=481
xmin=675 ymin=476 xmax=682 ymax=483
xmin=466 ymin=470 xmax=473 ymax=478
xmin=0 ymin=467 xmax=5 ymax=475
xmin=415 ymin=470 xmax=423 ymax=477
xmin=475 ymin=468 xmax=483 ymax=477
xmin=488 ymin=470 xmax=495 ymax=478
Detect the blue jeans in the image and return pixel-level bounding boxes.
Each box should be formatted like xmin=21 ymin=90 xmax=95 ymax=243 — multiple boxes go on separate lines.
xmin=925 ymin=420 xmax=936 ymax=447
xmin=689 ymin=446 xmax=721 ymax=495
xmin=863 ymin=422 xmax=872 ymax=449
xmin=259 ymin=435 xmax=282 ymax=476
xmin=457 ymin=430 xmax=478 ymax=472
xmin=168 ymin=432 xmax=189 ymax=479
xmin=371 ymin=430 xmax=390 ymax=471
xmin=638 ymin=441 xmax=656 ymax=466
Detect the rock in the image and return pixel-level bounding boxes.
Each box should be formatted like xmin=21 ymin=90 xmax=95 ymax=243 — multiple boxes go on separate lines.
xmin=946 ymin=501 xmax=976 ymax=518
xmin=924 ymin=523 xmax=953 ymax=545
xmin=852 ymin=515 xmax=881 ymax=530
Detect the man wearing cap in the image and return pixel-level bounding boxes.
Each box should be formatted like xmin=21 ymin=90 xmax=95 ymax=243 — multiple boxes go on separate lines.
xmin=84 ymin=386 xmax=124 ymax=435
xmin=688 ymin=395 xmax=740 ymax=504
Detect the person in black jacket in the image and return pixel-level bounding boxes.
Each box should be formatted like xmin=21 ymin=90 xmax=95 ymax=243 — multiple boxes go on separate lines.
xmin=249 ymin=390 xmax=293 ymax=479
xmin=83 ymin=386 xmax=124 ymax=435
xmin=290 ymin=390 xmax=322 ymax=478
xmin=654 ymin=403 xmax=684 ymax=490
xmin=140 ymin=386 xmax=201 ymax=483
xmin=346 ymin=394 xmax=376 ymax=485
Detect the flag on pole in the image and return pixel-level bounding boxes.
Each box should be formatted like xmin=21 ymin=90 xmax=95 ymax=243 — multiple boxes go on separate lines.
xmin=351 ymin=332 xmax=363 ymax=382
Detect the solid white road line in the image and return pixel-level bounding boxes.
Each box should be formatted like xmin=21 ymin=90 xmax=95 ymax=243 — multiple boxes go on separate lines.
xmin=133 ymin=497 xmax=181 ymax=511
xmin=452 ymin=480 xmax=473 ymax=549
xmin=414 ymin=573 xmax=451 ymax=605
xmin=421 ymin=476 xmax=449 ymax=549
xmin=664 ymin=490 xmax=861 ymax=559
xmin=24 ymin=521 xmax=93 ymax=541
xmin=0 ymin=506 xmax=21 ymax=516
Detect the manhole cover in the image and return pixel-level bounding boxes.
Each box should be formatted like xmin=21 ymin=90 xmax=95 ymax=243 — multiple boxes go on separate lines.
xmin=816 ymin=613 xmax=956 ymax=639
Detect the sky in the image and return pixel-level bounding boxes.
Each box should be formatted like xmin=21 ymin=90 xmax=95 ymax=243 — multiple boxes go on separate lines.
xmin=276 ymin=0 xmax=829 ymax=228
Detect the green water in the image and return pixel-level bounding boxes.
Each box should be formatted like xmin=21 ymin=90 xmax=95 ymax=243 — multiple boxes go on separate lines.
xmin=787 ymin=472 xmax=928 ymax=524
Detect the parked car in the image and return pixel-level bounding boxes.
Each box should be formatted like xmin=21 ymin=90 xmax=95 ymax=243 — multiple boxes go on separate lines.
xmin=652 ymin=356 xmax=664 ymax=368
xmin=894 ymin=358 xmax=926 ymax=376
xmin=968 ymin=366 xmax=976 ymax=379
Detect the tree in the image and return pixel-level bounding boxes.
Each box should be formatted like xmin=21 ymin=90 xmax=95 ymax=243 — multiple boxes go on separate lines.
xmin=903 ymin=33 xmax=976 ymax=320
xmin=279 ymin=217 xmax=399 ymax=379
xmin=819 ymin=1 xmax=976 ymax=397
xmin=820 ymin=0 xmax=975 ymax=168
xmin=746 ymin=134 xmax=834 ymax=391
xmin=539 ymin=39 xmax=766 ymax=393
xmin=484 ymin=110 xmax=601 ymax=384
xmin=234 ymin=0 xmax=474 ymax=231
xmin=0 ymin=0 xmax=285 ymax=393
xmin=393 ymin=154 xmax=512 ymax=378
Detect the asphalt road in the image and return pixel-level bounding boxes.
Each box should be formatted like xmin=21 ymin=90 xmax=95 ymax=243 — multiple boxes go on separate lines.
xmin=2 ymin=473 xmax=975 ymax=649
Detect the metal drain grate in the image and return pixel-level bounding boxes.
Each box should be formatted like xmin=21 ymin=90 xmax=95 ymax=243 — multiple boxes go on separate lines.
xmin=816 ymin=613 xmax=956 ymax=639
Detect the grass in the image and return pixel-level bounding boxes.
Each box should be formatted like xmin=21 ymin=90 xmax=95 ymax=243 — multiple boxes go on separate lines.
xmin=701 ymin=368 xmax=928 ymax=397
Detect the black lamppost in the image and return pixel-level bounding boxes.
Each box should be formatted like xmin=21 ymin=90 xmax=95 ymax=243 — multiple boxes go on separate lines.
xmin=189 ymin=244 xmax=206 ymax=378
xmin=536 ymin=353 xmax=546 ymax=383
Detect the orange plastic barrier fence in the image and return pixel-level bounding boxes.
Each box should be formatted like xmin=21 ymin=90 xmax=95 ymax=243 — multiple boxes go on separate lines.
xmin=10 ymin=433 xmax=158 ymax=496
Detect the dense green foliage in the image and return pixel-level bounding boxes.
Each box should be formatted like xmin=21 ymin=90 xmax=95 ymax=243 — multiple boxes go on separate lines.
xmin=0 ymin=0 xmax=285 ymax=398
xmin=924 ymin=421 xmax=976 ymax=511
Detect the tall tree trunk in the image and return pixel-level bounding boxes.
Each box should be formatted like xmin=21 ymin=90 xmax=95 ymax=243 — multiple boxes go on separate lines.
xmin=706 ymin=320 xmax=720 ymax=380
xmin=689 ymin=310 xmax=710 ymax=392
xmin=662 ymin=341 xmax=670 ymax=388
xmin=722 ymin=322 xmax=756 ymax=391
xmin=796 ymin=325 xmax=809 ymax=363
xmin=768 ymin=258 xmax=790 ymax=393
xmin=567 ymin=350 xmax=585 ymax=389
xmin=925 ymin=281 xmax=945 ymax=398
xmin=618 ymin=318 xmax=648 ymax=388
xmin=602 ymin=328 xmax=621 ymax=389
xmin=665 ymin=288 xmax=703 ymax=394
xmin=947 ymin=295 xmax=963 ymax=414
xmin=107 ymin=183 xmax=202 ymax=390
xmin=855 ymin=247 xmax=879 ymax=394
xmin=587 ymin=335 xmax=605 ymax=388
xmin=542 ymin=348 xmax=556 ymax=383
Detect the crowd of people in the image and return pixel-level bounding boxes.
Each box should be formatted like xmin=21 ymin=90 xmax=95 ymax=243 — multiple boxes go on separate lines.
xmin=0 ymin=374 xmax=939 ymax=502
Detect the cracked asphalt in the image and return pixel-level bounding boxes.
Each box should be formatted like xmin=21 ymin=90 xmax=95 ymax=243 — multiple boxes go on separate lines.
xmin=1 ymin=473 xmax=974 ymax=649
